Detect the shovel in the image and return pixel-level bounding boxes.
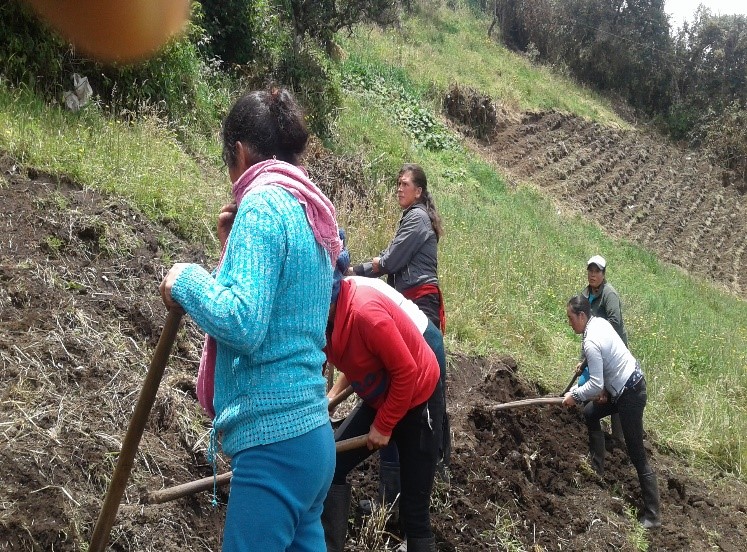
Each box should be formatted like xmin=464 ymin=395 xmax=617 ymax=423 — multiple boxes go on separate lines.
xmin=490 ymin=371 xmax=579 ymax=411
xmin=89 ymin=308 xmax=183 ymax=552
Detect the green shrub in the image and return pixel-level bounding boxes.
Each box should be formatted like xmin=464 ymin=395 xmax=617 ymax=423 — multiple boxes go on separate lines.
xmin=342 ymin=58 xmax=461 ymax=151
xmin=0 ymin=1 xmax=223 ymax=131
xmin=0 ymin=1 xmax=74 ymax=98
xmin=277 ymin=44 xmax=342 ymax=139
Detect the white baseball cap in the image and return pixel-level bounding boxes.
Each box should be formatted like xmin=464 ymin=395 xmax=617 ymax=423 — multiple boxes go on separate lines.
xmin=587 ymin=255 xmax=606 ymax=270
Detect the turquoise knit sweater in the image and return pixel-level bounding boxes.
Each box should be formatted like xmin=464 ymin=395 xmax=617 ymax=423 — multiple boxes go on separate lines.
xmin=172 ymin=186 xmax=332 ymax=457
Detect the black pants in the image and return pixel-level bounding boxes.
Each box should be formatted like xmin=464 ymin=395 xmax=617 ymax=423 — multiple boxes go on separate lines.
xmin=380 ymin=321 xmax=447 ymax=464
xmin=332 ymin=380 xmax=445 ymax=539
xmin=583 ymin=378 xmax=652 ymax=475
xmin=413 ymin=294 xmax=441 ymax=332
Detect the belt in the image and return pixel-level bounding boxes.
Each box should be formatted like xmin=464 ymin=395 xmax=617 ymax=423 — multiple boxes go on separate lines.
xmin=612 ymin=367 xmax=644 ymax=403
xmin=624 ymin=369 xmax=644 ymax=389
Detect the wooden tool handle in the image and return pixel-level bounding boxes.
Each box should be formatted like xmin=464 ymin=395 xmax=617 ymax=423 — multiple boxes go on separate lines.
xmin=89 ymin=308 xmax=183 ymax=552
xmin=143 ymin=434 xmax=370 ymax=505
xmin=491 ymin=396 xmax=564 ymax=411
xmin=328 ymin=385 xmax=355 ymax=411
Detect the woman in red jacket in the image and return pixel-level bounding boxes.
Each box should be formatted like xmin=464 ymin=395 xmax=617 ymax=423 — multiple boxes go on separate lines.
xmin=322 ymin=275 xmax=444 ymax=552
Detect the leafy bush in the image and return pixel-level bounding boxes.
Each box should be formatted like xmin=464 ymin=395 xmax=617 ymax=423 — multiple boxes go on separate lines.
xmin=277 ymin=43 xmax=343 ymax=139
xmin=695 ymin=102 xmax=747 ymax=189
xmin=343 ymin=59 xmax=460 ymax=151
xmin=0 ymin=1 xmax=222 ymax=129
xmin=0 ymin=1 xmax=75 ymax=97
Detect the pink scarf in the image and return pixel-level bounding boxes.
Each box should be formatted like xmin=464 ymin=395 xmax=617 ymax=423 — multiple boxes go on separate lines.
xmin=196 ymin=159 xmax=342 ymax=418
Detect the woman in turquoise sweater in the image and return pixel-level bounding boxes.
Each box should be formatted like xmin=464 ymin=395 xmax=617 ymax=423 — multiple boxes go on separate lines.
xmin=160 ymin=87 xmax=342 ymax=551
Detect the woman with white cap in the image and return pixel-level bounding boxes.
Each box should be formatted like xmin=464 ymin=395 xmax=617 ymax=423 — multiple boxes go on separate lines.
xmin=583 ymin=255 xmax=628 ymax=344
xmin=578 ymin=254 xmax=628 ymax=445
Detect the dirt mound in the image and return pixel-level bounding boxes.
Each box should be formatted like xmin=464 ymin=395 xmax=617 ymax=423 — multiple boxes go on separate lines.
xmin=443 ymin=84 xmax=500 ymax=140
xmin=0 ymin=154 xmax=225 ymax=551
xmin=347 ymin=355 xmax=747 ymax=551
xmin=472 ymin=109 xmax=747 ymax=296
xmin=1 ymin=154 xmax=745 ymax=551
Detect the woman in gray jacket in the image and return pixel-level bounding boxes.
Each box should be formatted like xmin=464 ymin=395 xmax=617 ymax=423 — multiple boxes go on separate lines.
xmin=351 ymin=163 xmax=444 ymax=333
xmin=349 ymin=164 xmax=449 ymax=522
xmin=563 ymin=295 xmax=661 ymax=530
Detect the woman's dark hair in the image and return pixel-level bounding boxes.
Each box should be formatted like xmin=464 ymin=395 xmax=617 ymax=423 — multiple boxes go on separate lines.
xmin=399 ymin=163 xmax=444 ymax=240
xmin=568 ymin=295 xmax=591 ymax=318
xmin=221 ymin=87 xmax=308 ymax=168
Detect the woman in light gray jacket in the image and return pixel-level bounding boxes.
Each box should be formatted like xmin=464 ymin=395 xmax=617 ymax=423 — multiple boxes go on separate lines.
xmin=563 ymin=295 xmax=661 ymax=530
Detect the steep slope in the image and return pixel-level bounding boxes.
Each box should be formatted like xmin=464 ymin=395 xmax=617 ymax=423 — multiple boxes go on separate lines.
xmin=473 ymin=110 xmax=746 ymax=296
xmin=2 ymin=153 xmax=746 ymax=551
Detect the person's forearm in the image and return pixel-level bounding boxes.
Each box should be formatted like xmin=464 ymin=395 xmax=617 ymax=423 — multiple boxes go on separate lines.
xmin=352 ymin=261 xmax=379 ymax=277
xmin=327 ymin=370 xmax=349 ymax=398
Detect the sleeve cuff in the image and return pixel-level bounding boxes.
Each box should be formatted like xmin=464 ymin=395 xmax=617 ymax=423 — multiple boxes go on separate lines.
xmin=353 ymin=262 xmax=375 ymax=277
xmin=171 ymin=264 xmax=213 ymax=309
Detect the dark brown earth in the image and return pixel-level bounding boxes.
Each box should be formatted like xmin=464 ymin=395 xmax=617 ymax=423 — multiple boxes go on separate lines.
xmin=1 ymin=143 xmax=746 ymax=552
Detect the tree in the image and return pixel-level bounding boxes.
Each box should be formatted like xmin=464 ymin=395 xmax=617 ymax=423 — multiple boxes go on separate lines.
xmin=286 ymin=0 xmax=398 ymax=51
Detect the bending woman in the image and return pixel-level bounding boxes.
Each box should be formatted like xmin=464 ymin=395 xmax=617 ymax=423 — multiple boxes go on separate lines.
xmin=323 ymin=269 xmax=444 ymax=552
xmin=160 ymin=87 xmax=342 ymax=551
xmin=563 ymin=295 xmax=661 ymax=530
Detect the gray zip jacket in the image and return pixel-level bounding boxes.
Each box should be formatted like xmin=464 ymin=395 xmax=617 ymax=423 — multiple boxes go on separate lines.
xmin=358 ymin=203 xmax=439 ymax=293
xmin=582 ymin=281 xmax=628 ymax=345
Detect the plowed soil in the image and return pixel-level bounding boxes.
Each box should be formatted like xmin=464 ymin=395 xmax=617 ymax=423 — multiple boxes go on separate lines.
xmin=1 ymin=149 xmax=745 ymax=552
xmin=475 ymin=110 xmax=747 ymax=296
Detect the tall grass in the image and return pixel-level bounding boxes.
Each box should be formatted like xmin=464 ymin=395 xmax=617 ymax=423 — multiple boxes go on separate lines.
xmin=337 ymin=2 xmax=625 ymax=127
xmin=0 ymin=82 xmax=228 ymax=245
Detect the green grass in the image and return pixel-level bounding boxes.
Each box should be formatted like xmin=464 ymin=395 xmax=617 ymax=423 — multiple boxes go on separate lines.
xmin=333 ymin=85 xmax=747 ymax=477
xmin=0 ymin=83 xmax=228 ymax=245
xmin=338 ymin=2 xmax=625 ymax=127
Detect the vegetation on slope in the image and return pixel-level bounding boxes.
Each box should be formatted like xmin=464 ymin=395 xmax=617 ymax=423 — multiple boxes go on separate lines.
xmin=0 ymin=0 xmax=744 ymax=478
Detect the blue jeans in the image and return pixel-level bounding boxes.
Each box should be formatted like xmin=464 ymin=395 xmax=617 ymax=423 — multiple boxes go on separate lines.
xmin=222 ymin=423 xmax=336 ymax=552
xmin=583 ymin=378 xmax=652 ymax=475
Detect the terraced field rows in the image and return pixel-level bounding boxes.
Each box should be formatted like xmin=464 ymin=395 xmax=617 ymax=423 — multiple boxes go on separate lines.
xmin=485 ymin=111 xmax=747 ymax=295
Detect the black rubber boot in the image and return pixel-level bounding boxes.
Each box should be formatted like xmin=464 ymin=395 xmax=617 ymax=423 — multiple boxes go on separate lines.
xmin=379 ymin=460 xmax=401 ymax=523
xmin=436 ymin=413 xmax=451 ymax=482
xmin=405 ymin=536 xmax=436 ymax=552
xmin=322 ymin=483 xmax=351 ymax=552
xmin=589 ymin=430 xmax=606 ymax=476
xmin=639 ymin=472 xmax=662 ymax=529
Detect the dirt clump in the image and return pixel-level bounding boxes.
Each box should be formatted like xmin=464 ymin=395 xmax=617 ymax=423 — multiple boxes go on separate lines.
xmin=443 ymin=84 xmax=500 ymax=140
xmin=1 ymin=154 xmax=746 ymax=551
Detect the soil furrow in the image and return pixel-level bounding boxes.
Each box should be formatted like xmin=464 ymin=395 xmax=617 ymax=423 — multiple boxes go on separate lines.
xmin=474 ymin=110 xmax=746 ymax=297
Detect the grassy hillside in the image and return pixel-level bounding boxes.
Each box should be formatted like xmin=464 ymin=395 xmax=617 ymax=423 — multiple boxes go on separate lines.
xmin=338 ymin=2 xmax=625 ymax=126
xmin=331 ymin=3 xmax=746 ymax=477
xmin=0 ymin=2 xmax=744 ymax=478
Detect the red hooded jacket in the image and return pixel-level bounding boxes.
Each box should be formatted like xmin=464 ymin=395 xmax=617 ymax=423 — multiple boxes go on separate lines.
xmin=325 ymin=279 xmax=440 ymax=436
